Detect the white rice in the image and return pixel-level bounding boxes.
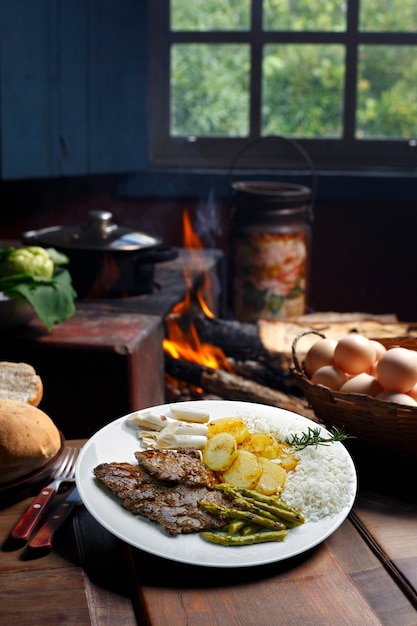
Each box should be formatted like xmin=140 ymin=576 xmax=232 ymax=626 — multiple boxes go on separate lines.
xmin=237 ymin=411 xmax=356 ymax=523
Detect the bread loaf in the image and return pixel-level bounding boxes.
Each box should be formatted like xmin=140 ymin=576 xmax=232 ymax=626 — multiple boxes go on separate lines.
xmin=0 ymin=361 xmax=43 ymax=406
xmin=0 ymin=399 xmax=61 ymax=484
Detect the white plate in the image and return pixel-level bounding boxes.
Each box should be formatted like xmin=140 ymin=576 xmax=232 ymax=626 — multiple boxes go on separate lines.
xmin=76 ymin=400 xmax=357 ymax=568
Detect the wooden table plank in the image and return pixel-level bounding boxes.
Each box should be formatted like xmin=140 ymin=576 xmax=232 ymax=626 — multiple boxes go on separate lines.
xmin=1 ymin=495 xmax=91 ymax=626
xmin=126 ymin=522 xmax=389 ymax=626
xmin=328 ymin=518 xmax=417 ymax=625
xmin=0 ymin=571 xmax=90 ymax=626
xmin=2 ymin=439 xmax=417 ymax=626
xmin=0 ymin=440 xmax=137 ymax=626
xmin=354 ymin=496 xmax=417 ymax=559
xmin=352 ymin=494 xmax=417 ymax=610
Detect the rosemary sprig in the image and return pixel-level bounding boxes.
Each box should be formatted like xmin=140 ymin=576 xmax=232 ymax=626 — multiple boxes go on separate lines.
xmin=284 ymin=426 xmax=355 ymax=450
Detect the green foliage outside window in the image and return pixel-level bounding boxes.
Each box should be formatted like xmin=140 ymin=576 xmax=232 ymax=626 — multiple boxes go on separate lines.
xmin=171 ymin=44 xmax=250 ymax=136
xmin=262 ymin=45 xmax=345 ymax=137
xmin=169 ymin=0 xmax=417 ymax=142
xmin=263 ymin=0 xmax=346 ymax=31
xmin=171 ymin=0 xmax=250 ymax=30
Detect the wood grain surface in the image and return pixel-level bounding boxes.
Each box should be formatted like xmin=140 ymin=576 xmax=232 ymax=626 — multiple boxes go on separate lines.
xmin=1 ymin=440 xmax=417 ymax=626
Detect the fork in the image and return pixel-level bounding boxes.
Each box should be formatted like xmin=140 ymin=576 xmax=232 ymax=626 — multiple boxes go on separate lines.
xmin=11 ymin=446 xmax=79 ymax=542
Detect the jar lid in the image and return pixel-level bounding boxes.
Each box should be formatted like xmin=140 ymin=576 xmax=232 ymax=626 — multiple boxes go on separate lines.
xmin=22 ymin=211 xmax=162 ymax=252
xmin=232 ymin=181 xmax=311 ymax=209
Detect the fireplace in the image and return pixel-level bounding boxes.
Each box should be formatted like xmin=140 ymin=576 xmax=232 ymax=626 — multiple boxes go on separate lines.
xmin=0 ymin=248 xmax=225 ymax=439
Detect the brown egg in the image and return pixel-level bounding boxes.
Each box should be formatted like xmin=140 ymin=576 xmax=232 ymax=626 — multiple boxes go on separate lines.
xmin=333 ymin=335 xmax=376 ymax=375
xmin=375 ymin=347 xmax=417 ymax=393
xmin=339 ymin=372 xmax=383 ymax=397
xmin=311 ymin=365 xmax=348 ymax=391
xmin=304 ymin=337 xmax=337 ymax=377
xmin=376 ymin=391 xmax=417 ymax=407
xmin=407 ymin=382 xmax=417 ymax=402
xmin=370 ymin=340 xmax=386 ymax=361
xmin=368 ymin=340 xmax=387 ymax=376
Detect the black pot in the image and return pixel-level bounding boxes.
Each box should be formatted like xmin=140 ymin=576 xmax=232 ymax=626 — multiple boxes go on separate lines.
xmin=22 ymin=210 xmax=178 ymax=299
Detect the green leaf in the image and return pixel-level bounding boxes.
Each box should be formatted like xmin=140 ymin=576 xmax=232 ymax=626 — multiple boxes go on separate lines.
xmin=0 ymin=246 xmax=76 ymax=330
xmin=3 ymin=268 xmax=77 ymax=330
xmin=0 ymin=272 xmax=36 ymax=291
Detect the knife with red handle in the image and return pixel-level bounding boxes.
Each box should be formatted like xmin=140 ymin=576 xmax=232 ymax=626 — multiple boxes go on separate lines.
xmin=28 ymin=488 xmax=80 ymax=551
xmin=10 ymin=446 xmax=79 ymax=542
xmin=11 ymin=485 xmax=57 ymax=541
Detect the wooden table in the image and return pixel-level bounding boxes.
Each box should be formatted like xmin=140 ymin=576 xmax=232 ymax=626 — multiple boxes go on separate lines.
xmin=1 ymin=440 xmax=416 ymax=625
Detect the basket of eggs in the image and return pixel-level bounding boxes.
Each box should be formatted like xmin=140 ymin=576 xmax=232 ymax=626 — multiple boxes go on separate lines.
xmin=292 ymin=330 xmax=417 ymax=462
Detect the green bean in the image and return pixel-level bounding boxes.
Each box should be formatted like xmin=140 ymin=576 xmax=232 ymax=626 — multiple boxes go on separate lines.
xmin=233 ymin=495 xmax=283 ymax=522
xmin=234 ymin=486 xmax=299 ymax=514
xmin=251 ymin=500 xmax=305 ymax=526
xmin=240 ymin=523 xmax=262 ymax=536
xmin=224 ymin=519 xmax=246 ymax=534
xmin=216 ymin=484 xmax=282 ymax=522
xmin=199 ymin=501 xmax=286 ymax=530
xmin=200 ymin=530 xmax=288 ymax=546
xmin=215 ymin=483 xmax=305 ymax=527
xmin=231 ymin=486 xmax=282 ymax=507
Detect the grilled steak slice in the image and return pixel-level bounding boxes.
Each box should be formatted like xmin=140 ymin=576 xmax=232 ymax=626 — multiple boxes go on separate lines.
xmin=94 ymin=462 xmax=151 ymax=499
xmin=122 ymin=483 xmax=230 ymax=535
xmin=134 ymin=448 xmax=218 ymax=488
xmin=94 ymin=449 xmax=231 ymax=535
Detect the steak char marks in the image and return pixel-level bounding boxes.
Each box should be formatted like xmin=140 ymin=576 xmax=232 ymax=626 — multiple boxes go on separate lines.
xmin=94 ymin=462 xmax=151 ymax=499
xmin=94 ymin=448 xmax=230 ymax=535
xmin=134 ymin=448 xmax=218 ymax=487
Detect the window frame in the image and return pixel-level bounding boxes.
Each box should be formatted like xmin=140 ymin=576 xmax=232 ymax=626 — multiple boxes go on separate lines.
xmin=148 ymin=0 xmax=417 ymax=172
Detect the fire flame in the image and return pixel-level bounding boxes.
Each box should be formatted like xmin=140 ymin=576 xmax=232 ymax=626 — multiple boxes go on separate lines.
xmin=163 ymin=209 xmax=231 ymax=371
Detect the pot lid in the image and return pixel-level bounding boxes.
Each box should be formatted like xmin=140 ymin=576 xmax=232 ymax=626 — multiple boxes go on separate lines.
xmin=22 ymin=211 xmax=162 ymax=252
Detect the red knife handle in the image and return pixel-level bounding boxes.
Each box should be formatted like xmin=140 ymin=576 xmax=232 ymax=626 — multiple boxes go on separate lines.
xmin=11 ymin=487 xmax=56 ymax=541
xmin=28 ymin=499 xmax=77 ymax=550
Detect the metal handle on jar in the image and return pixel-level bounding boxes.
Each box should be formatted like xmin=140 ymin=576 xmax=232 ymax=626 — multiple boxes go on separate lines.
xmin=227 ymin=135 xmax=317 ymax=222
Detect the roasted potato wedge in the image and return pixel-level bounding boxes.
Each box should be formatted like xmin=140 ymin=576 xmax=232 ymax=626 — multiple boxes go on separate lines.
xmin=238 ymin=432 xmax=280 ymax=460
xmin=255 ymin=458 xmax=287 ymax=496
xmin=207 ymin=417 xmax=249 ymax=444
xmin=202 ymin=432 xmax=238 ymax=472
xmin=220 ymin=449 xmax=263 ymax=489
xmin=274 ymin=442 xmax=299 ymax=472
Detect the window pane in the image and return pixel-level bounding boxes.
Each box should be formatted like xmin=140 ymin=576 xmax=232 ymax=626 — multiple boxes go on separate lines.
xmin=360 ymin=0 xmax=417 ymax=32
xmin=262 ymin=45 xmax=345 ymax=137
xmin=357 ymin=45 xmax=417 ymax=138
xmin=171 ymin=44 xmax=250 ymax=136
xmin=171 ymin=0 xmax=250 ymax=31
xmin=263 ymin=0 xmax=346 ymax=31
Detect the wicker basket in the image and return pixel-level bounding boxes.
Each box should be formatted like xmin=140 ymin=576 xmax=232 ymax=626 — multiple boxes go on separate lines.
xmin=292 ymin=330 xmax=417 ymax=462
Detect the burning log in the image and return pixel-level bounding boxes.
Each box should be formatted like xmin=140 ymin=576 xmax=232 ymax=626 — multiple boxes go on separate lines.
xmin=193 ymin=317 xmax=263 ymax=359
xmin=165 ymin=355 xmax=316 ymax=420
xmin=192 ymin=317 xmax=297 ymax=391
